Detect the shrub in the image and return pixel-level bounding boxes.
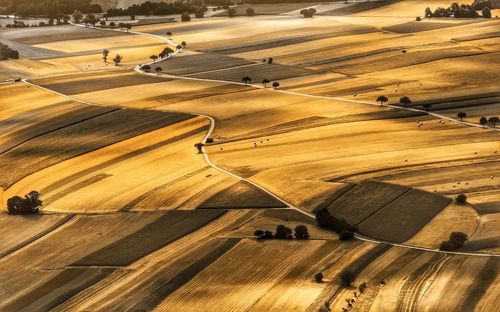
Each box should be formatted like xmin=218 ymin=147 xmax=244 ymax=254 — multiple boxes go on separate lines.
xmin=7 ymin=191 xmax=42 ymax=215
xmin=294 ymin=225 xmax=310 ymax=239
xmin=455 ymin=193 xmax=467 ymax=204
xmin=275 ymin=224 xmax=293 ymax=239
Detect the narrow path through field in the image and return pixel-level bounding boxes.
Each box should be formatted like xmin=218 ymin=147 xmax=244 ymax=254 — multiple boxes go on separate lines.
xmin=17 ymin=22 xmax=499 ymax=258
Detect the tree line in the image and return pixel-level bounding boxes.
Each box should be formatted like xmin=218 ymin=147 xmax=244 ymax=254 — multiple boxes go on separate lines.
xmin=425 ymin=0 xmax=493 ymax=18
xmin=0 ymin=42 xmax=18 ymax=60
xmin=106 ymin=1 xmax=198 ymax=17
xmin=0 ymin=0 xmax=101 ymax=17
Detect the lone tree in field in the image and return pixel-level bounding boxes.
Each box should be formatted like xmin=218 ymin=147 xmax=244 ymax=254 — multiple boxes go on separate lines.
xmin=194 ymin=142 xmax=204 ymax=154
xmin=102 ymin=49 xmax=109 ymax=63
xmin=314 ymin=272 xmax=324 ymax=283
xmin=272 ymin=81 xmax=280 ymax=89
xmin=268 ymin=57 xmax=273 ymax=64
xmin=422 ymin=103 xmax=432 ymax=111
xmin=376 ymin=95 xmax=388 ymax=106
xmin=479 ymin=116 xmax=488 ymax=125
xmin=456 ymin=193 xmax=467 ymax=204
xmin=150 ymin=54 xmax=158 ymax=63
xmin=242 ymin=76 xmax=252 ymax=85
xmin=488 ymin=116 xmax=499 ymax=127
xmin=294 ymin=225 xmax=310 ymax=239
xmin=166 ymin=31 xmax=173 ymax=39
xmin=300 ymin=8 xmax=317 ymax=18
xmin=155 ymin=66 xmax=162 ymax=75
xmin=457 ymin=112 xmax=467 ymax=121
xmin=439 ymin=232 xmax=468 ymax=251
xmin=275 ymin=224 xmax=293 ymax=239
xmin=113 ymin=54 xmax=122 ymax=66
xmin=7 ymin=191 xmax=42 ymax=215
xmin=340 ymin=270 xmax=355 ymax=287
xmin=181 ymin=41 xmax=187 ymax=48
xmin=399 ymin=96 xmax=412 ymax=107
xmin=262 ymin=79 xmax=270 ymax=87
xmin=247 ymin=8 xmax=255 ymax=16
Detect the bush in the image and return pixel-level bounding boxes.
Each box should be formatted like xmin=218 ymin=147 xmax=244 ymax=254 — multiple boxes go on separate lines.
xmin=7 ymin=191 xmax=42 ymax=215
xmin=181 ymin=12 xmax=191 ymax=21
xmin=294 ymin=225 xmax=310 ymax=239
xmin=455 ymin=193 xmax=467 ymax=204
xmin=275 ymin=224 xmax=293 ymax=239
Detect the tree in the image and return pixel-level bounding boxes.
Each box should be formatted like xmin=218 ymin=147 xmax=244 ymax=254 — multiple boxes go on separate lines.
xmin=339 ymin=230 xmax=354 ymax=241
xmin=181 ymin=12 xmax=191 ymax=22
xmin=488 ymin=116 xmax=499 ymax=127
xmin=194 ymin=142 xmax=204 ymax=153
xmin=425 ymin=7 xmax=433 ymax=17
xmin=439 ymin=232 xmax=468 ymax=251
xmin=125 ymin=24 xmax=132 ymax=32
xmin=300 ymin=8 xmax=317 ymax=18
xmin=482 ymin=7 xmax=491 ymax=18
xmin=160 ymin=47 xmax=174 ymax=59
xmin=181 ymin=41 xmax=187 ymax=48
xmin=176 ymin=44 xmax=183 ymax=51
xmin=102 ymin=49 xmax=109 ymax=63
xmin=376 ymin=95 xmax=388 ymax=106
xmin=86 ymin=14 xmax=97 ymax=27
xmin=262 ymin=230 xmax=273 ymax=239
xmin=7 ymin=191 xmax=42 ymax=215
xmin=268 ymin=57 xmax=273 ymax=64
xmin=262 ymin=79 xmax=270 ymax=87
xmin=247 ymin=8 xmax=255 ymax=16
xmin=195 ymin=7 xmax=205 ymax=18
xmin=399 ymin=96 xmax=412 ymax=107
xmin=110 ymin=21 xmax=116 ymax=28
xmin=314 ymin=272 xmax=324 ymax=283
xmin=141 ymin=64 xmax=151 ymax=72
xmin=254 ymin=230 xmax=264 ymax=238
xmin=457 ymin=112 xmax=467 ymax=121
xmin=99 ymin=20 xmax=106 ymax=27
xmin=73 ymin=10 xmax=83 ymax=24
xmin=340 ymin=270 xmax=355 ymax=287
xmin=228 ymin=8 xmax=236 ymax=17
xmin=479 ymin=116 xmax=488 ymax=125
xmin=423 ymin=103 xmax=432 ymax=111
xmin=272 ymin=81 xmax=280 ymax=89
xmin=113 ymin=54 xmax=122 ymax=66
xmin=150 ymin=54 xmax=158 ymax=63
xmin=456 ymin=193 xmax=467 ymax=204
xmin=275 ymin=224 xmax=293 ymax=239
xmin=155 ymin=66 xmax=162 ymax=75
xmin=294 ymin=225 xmax=310 ymax=239
xmin=166 ymin=31 xmax=173 ymax=39
xmin=242 ymin=76 xmax=252 ymax=85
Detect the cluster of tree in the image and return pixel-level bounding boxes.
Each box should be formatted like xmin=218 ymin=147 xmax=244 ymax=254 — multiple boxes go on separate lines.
xmin=0 ymin=42 xmax=18 ymax=60
xmin=439 ymin=232 xmax=468 ymax=251
xmin=246 ymin=0 xmax=320 ymax=4
xmin=6 ymin=191 xmax=42 ymax=215
xmin=0 ymin=0 xmax=101 ymax=17
xmin=455 ymin=193 xmax=467 ymax=204
xmin=241 ymin=76 xmax=280 ymax=88
xmin=316 ymin=208 xmax=357 ymax=240
xmin=425 ymin=1 xmax=492 ymax=18
xmin=254 ymin=224 xmax=310 ymax=240
xmin=106 ymin=1 xmax=197 ymax=17
xmin=479 ymin=116 xmax=499 ymax=127
xmin=300 ymin=8 xmax=317 ymax=18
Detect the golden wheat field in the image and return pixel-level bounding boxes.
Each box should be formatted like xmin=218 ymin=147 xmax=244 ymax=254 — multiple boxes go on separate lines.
xmin=0 ymin=0 xmax=498 ymax=311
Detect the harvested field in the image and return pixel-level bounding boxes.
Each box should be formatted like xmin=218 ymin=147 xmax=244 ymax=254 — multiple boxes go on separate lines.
xmin=324 ymin=180 xmax=410 ymax=225
xmin=155 ymin=53 xmax=255 ymax=76
xmin=320 ymin=0 xmax=401 ymax=16
xmin=74 ymin=209 xmax=226 ymax=266
xmin=384 ymin=20 xmax=473 ymax=33
xmin=357 ymin=188 xmax=452 ymax=242
xmin=198 ymin=180 xmax=287 ymax=209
